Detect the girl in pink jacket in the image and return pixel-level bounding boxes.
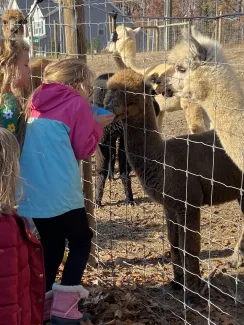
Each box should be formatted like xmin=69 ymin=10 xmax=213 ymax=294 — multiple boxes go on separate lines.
xmin=18 ymin=58 xmax=114 ymax=325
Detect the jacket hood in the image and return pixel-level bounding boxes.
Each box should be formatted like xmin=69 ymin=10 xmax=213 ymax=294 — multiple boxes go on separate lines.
xmin=31 ymin=83 xmax=81 ymax=112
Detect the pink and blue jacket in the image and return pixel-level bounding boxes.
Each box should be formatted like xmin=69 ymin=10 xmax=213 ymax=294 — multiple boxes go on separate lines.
xmin=18 ymin=83 xmax=103 ymax=218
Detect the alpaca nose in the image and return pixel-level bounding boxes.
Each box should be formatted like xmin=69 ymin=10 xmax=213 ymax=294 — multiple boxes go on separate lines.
xmin=165 ymin=88 xmax=173 ymax=98
xmin=161 ymin=87 xmax=173 ymax=98
xmin=9 ymin=21 xmax=18 ymax=33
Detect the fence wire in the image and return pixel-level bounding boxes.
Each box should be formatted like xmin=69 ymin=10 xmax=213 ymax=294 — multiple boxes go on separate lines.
xmin=2 ymin=1 xmax=244 ymax=324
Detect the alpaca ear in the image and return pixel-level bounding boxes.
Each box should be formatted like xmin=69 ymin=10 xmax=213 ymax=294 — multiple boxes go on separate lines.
xmin=191 ymin=25 xmax=201 ymax=38
xmin=127 ymin=27 xmax=140 ymax=40
xmin=144 ymin=81 xmax=153 ymax=94
xmin=182 ymin=26 xmax=207 ymax=62
xmin=120 ymin=26 xmax=129 ymax=38
xmin=133 ymin=27 xmax=141 ymax=36
xmin=149 ymin=73 xmax=159 ymax=84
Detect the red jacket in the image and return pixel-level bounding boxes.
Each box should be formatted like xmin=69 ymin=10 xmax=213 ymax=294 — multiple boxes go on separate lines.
xmin=0 ymin=213 xmax=45 ymax=325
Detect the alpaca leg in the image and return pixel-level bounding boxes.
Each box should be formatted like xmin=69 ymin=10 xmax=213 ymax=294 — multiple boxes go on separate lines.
xmin=177 ymin=207 xmax=201 ymax=293
xmin=180 ymin=99 xmax=206 ymax=134
xmin=118 ymin=137 xmax=134 ymax=205
xmin=156 ymin=111 xmax=164 ymax=133
xmin=164 ymin=207 xmax=184 ymax=289
xmin=95 ymin=144 xmax=110 ymax=207
xmin=229 ymin=226 xmax=244 ymax=268
xmin=108 ymin=138 xmax=117 ymax=181
xmin=229 ymin=207 xmax=244 ymax=268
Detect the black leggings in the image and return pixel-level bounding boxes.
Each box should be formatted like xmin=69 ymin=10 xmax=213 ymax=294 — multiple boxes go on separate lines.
xmin=34 ymin=208 xmax=93 ymax=292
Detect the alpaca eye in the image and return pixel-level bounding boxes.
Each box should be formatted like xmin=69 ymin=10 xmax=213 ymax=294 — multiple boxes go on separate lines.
xmin=3 ymin=20 xmax=7 ymax=24
xmin=177 ymin=66 xmax=186 ymax=73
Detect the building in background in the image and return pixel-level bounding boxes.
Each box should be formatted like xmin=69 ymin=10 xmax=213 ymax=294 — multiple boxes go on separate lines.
xmin=7 ymin=0 xmax=145 ymax=56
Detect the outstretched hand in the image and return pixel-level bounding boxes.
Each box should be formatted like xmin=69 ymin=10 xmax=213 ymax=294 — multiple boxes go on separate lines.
xmin=93 ymin=110 xmax=115 ymax=127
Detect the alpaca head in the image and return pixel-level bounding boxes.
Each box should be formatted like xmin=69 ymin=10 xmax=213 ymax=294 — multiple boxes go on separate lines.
xmin=89 ymin=79 xmax=107 ymax=107
xmin=106 ymin=25 xmax=140 ymax=55
xmin=150 ymin=72 xmax=174 ymax=98
xmin=104 ymin=68 xmax=154 ymax=120
xmin=162 ymin=26 xmax=226 ymax=101
xmin=2 ymin=9 xmax=26 ymax=39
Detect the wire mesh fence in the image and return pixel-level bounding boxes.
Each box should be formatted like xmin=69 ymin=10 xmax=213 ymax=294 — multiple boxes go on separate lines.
xmin=2 ymin=0 xmax=244 ymax=324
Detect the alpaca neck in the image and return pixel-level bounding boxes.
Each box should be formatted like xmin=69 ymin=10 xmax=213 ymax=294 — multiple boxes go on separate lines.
xmin=119 ymin=39 xmax=170 ymax=76
xmin=121 ymin=53 xmax=147 ymax=75
xmin=121 ymin=102 xmax=165 ymax=203
xmin=193 ymin=65 xmax=244 ymax=171
xmin=119 ymin=39 xmax=144 ymax=74
xmin=112 ymin=52 xmax=127 ymax=70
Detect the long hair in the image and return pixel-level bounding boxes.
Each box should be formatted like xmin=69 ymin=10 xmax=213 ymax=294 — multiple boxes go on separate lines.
xmin=0 ymin=38 xmax=29 ymax=150
xmin=0 ymin=128 xmax=20 ymax=214
xmin=0 ymin=38 xmax=29 ymax=106
xmin=43 ymin=58 xmax=94 ymax=87
xmin=18 ymin=58 xmax=93 ymax=148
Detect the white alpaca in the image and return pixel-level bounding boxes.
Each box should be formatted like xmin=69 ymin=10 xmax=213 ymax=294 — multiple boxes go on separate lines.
xmin=107 ymin=25 xmax=209 ymax=134
xmin=163 ymin=26 xmax=244 ymax=267
xmin=166 ymin=26 xmax=244 ymax=173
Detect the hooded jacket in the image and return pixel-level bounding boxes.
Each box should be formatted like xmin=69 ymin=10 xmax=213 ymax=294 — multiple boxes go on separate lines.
xmin=18 ymin=83 xmax=103 ymax=218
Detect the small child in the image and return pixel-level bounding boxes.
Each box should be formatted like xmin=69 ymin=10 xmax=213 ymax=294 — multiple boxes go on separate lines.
xmin=0 ymin=38 xmax=30 ymax=138
xmin=0 ymin=38 xmax=35 ymax=232
xmin=18 ymin=58 xmax=115 ymax=325
xmin=0 ymin=128 xmax=45 ymax=325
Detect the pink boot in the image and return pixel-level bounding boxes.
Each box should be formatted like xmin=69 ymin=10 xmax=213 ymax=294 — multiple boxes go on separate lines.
xmin=43 ymin=290 xmax=53 ymax=324
xmin=50 ymin=283 xmax=89 ymax=325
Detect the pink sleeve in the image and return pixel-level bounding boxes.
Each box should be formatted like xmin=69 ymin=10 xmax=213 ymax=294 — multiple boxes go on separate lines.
xmin=70 ymin=100 xmax=103 ymax=160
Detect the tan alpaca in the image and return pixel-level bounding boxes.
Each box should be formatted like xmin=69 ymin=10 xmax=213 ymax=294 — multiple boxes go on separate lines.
xmin=166 ymin=26 xmax=244 ymax=173
xmin=163 ymin=26 xmax=244 ymax=267
xmin=1 ymin=9 xmax=26 ymax=38
xmin=107 ymin=25 xmax=172 ymax=75
xmin=107 ymin=25 xmax=207 ymax=134
xmin=29 ymin=57 xmax=52 ymax=90
xmin=22 ymin=57 xmax=52 ymax=100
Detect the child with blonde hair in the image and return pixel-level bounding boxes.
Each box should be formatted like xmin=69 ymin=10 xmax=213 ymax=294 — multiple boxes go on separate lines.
xmin=0 ymin=128 xmax=45 ymax=325
xmin=19 ymin=58 xmax=115 ymax=325
xmin=0 ymin=38 xmax=30 ymax=139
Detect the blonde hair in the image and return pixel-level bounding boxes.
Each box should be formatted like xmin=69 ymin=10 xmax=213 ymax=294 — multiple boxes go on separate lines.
xmin=18 ymin=58 xmax=93 ymax=149
xmin=0 ymin=38 xmax=29 ymax=106
xmin=43 ymin=58 xmax=94 ymax=87
xmin=0 ymin=128 xmax=20 ymax=214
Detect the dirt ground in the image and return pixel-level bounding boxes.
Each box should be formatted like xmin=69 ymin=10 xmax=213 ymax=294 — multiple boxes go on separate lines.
xmin=73 ymin=47 xmax=244 ymax=325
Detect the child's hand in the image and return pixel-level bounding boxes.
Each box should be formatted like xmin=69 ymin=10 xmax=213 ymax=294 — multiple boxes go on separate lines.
xmin=93 ymin=110 xmax=115 ymax=127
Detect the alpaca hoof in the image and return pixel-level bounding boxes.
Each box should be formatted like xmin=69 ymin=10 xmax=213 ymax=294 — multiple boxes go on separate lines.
xmin=186 ymin=290 xmax=201 ymax=304
xmin=228 ymin=250 xmax=244 ymax=268
xmin=125 ymin=199 xmax=135 ymax=206
xmin=108 ymin=173 xmax=115 ymax=181
xmin=82 ymin=312 xmax=96 ymax=323
xmin=95 ymin=200 xmax=102 ymax=209
xmin=169 ymin=280 xmax=183 ymax=291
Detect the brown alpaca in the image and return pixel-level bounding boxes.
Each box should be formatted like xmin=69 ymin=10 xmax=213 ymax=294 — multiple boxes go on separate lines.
xmin=1 ymin=9 xmax=53 ymax=97
xmin=22 ymin=58 xmax=52 ymax=100
xmin=103 ymin=68 xmax=244 ymax=296
xmin=107 ymin=25 xmax=208 ymax=134
xmin=29 ymin=57 xmax=52 ymax=90
xmin=1 ymin=9 xmax=26 ymax=38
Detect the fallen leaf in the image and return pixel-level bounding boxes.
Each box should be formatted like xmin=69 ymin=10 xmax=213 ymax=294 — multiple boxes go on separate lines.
xmin=114 ymin=308 xmax=123 ymax=319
